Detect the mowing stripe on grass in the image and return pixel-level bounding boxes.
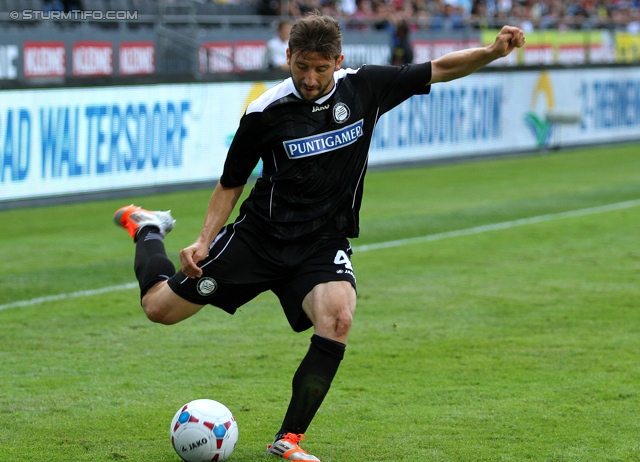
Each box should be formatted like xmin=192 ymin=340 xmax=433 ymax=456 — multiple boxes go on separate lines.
xmin=2 ymin=198 xmax=640 ymax=312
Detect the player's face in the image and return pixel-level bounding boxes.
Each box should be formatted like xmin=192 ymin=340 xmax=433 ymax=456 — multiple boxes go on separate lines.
xmin=288 ymin=50 xmax=344 ymax=102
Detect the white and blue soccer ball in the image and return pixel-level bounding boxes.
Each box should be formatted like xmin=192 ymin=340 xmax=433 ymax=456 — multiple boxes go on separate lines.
xmin=170 ymin=399 xmax=239 ymax=461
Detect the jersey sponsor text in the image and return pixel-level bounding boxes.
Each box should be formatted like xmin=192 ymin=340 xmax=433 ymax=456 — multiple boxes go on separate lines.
xmin=283 ymin=119 xmax=364 ymax=159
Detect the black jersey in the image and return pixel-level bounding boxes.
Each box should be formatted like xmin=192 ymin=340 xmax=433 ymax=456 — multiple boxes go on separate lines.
xmin=219 ymin=62 xmax=432 ymax=240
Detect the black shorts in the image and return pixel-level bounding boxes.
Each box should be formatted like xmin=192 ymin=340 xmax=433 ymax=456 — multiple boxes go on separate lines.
xmin=167 ymin=215 xmax=357 ymax=332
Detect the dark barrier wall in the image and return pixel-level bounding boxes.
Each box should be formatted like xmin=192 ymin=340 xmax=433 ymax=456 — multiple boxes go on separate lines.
xmin=0 ymin=21 xmax=634 ymax=88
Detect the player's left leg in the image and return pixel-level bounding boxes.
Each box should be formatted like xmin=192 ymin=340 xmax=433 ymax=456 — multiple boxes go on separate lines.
xmin=267 ymin=281 xmax=356 ymax=461
xmin=267 ymin=233 xmax=357 ymax=460
xmin=302 ymin=280 xmax=356 ymax=344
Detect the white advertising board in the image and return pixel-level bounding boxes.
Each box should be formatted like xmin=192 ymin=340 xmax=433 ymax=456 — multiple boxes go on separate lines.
xmin=0 ymin=81 xmax=272 ymax=201
xmin=1 ymin=67 xmax=639 ymax=203
xmin=370 ymin=66 xmax=640 ymax=164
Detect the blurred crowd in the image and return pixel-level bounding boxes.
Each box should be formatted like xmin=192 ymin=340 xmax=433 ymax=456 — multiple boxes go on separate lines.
xmin=258 ymin=0 xmax=640 ymax=32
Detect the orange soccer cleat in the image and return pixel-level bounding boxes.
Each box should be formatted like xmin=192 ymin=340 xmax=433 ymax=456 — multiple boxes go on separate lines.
xmin=267 ymin=433 xmax=321 ymax=461
xmin=113 ymin=204 xmax=175 ymax=240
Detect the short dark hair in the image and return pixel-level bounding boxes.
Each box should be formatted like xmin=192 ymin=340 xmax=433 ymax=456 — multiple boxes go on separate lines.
xmin=289 ymin=12 xmax=342 ymax=61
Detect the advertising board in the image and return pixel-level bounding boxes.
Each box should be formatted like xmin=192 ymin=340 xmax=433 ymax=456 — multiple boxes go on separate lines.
xmin=1 ymin=67 xmax=639 ymax=204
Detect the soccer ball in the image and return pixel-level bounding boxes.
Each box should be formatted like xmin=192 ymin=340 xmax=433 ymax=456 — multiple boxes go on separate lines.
xmin=170 ymin=399 xmax=239 ymax=461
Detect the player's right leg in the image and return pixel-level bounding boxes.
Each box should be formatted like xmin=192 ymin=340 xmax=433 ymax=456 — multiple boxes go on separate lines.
xmin=113 ymin=204 xmax=176 ymax=240
xmin=140 ymin=279 xmax=206 ymax=325
xmin=114 ymin=204 xmax=206 ymax=325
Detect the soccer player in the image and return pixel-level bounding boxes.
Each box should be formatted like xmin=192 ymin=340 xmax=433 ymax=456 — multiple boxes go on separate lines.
xmin=114 ymin=13 xmax=525 ymax=462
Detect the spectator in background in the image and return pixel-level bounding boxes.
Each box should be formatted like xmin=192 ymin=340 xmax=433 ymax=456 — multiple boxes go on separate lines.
xmin=347 ymin=0 xmax=377 ymax=30
xmin=469 ymin=0 xmax=490 ymax=29
xmin=513 ymin=3 xmax=535 ymax=32
xmin=297 ymin=0 xmax=323 ymax=15
xmin=339 ymin=0 xmax=358 ymax=16
xmin=321 ymin=0 xmax=348 ymax=21
xmin=628 ymin=5 xmax=640 ymax=32
xmin=265 ymin=20 xmax=292 ymax=71
xmin=44 ymin=0 xmax=64 ymax=12
xmin=259 ymin=0 xmax=301 ymax=16
xmin=427 ymin=0 xmax=448 ymax=29
xmin=445 ymin=2 xmax=467 ymax=29
xmin=390 ymin=20 xmax=414 ymax=64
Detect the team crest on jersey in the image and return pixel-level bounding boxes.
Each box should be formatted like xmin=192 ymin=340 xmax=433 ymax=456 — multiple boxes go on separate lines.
xmin=197 ymin=277 xmax=218 ymax=296
xmin=333 ymin=103 xmax=350 ymax=123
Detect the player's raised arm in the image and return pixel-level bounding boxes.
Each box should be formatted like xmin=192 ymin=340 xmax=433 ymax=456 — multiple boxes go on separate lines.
xmin=429 ymin=25 xmax=525 ymax=84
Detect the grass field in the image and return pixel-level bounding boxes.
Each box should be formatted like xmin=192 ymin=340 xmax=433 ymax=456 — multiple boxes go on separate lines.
xmin=2 ymin=144 xmax=640 ymax=461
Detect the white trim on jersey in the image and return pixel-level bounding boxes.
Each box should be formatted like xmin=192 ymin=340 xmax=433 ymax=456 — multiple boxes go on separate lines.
xmin=269 ymin=149 xmax=278 ymax=218
xmin=314 ymin=68 xmax=360 ymax=105
xmin=246 ymin=79 xmax=296 ymax=114
xmin=353 ymin=154 xmax=368 ymax=209
xmin=178 ymin=215 xmax=248 ymax=285
xmin=335 ymin=67 xmax=359 ymax=79
xmin=208 ymin=214 xmax=247 ymax=263
xmin=245 ymin=67 xmax=361 ymax=115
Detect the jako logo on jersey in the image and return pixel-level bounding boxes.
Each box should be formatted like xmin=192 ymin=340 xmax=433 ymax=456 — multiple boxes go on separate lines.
xmin=283 ymin=119 xmax=364 ymax=159
xmin=312 ymin=104 xmax=330 ymax=112
xmin=197 ymin=277 xmax=218 ymax=296
xmin=333 ymin=103 xmax=350 ymax=123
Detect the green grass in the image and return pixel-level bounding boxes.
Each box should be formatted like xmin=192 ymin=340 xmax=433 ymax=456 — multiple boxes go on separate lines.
xmin=2 ymin=144 xmax=640 ymax=461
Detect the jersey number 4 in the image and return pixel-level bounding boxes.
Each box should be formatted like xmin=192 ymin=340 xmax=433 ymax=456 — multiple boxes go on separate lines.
xmin=334 ymin=250 xmax=353 ymax=270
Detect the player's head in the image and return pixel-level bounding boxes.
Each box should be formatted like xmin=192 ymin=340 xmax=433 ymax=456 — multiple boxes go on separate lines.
xmin=287 ymin=12 xmax=344 ymax=102
xmin=288 ymin=12 xmax=342 ymax=61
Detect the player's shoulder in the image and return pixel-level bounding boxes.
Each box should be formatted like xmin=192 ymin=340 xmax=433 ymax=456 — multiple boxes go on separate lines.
xmin=335 ymin=64 xmax=405 ymax=85
xmin=334 ymin=66 xmax=387 ymax=94
xmin=335 ymin=67 xmax=360 ymax=80
xmin=246 ymin=79 xmax=297 ymax=115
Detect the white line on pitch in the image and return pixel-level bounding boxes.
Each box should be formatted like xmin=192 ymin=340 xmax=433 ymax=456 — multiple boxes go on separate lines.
xmin=353 ymin=198 xmax=640 ymax=252
xmin=2 ymin=198 xmax=640 ymax=312
xmin=0 ymin=283 xmax=138 ymax=312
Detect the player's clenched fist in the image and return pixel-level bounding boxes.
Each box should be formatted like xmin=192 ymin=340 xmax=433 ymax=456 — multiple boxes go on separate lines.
xmin=180 ymin=243 xmax=206 ymax=279
xmin=493 ymin=26 xmax=526 ymax=58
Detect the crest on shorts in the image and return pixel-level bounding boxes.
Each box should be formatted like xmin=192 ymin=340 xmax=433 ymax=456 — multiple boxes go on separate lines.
xmin=197 ymin=277 xmax=218 ymax=296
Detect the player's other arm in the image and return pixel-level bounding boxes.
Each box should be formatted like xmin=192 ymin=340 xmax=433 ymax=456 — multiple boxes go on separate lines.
xmin=180 ymin=182 xmax=245 ymax=278
xmin=429 ymin=25 xmax=525 ymax=84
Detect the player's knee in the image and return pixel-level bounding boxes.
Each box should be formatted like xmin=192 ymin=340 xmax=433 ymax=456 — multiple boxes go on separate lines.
xmin=333 ymin=309 xmax=353 ymax=337
xmin=142 ymin=301 xmax=176 ymax=325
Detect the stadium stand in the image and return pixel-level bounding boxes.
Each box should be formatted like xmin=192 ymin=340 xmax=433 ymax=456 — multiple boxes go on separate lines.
xmin=0 ymin=0 xmax=638 ymax=31
xmin=0 ymin=0 xmax=636 ymax=88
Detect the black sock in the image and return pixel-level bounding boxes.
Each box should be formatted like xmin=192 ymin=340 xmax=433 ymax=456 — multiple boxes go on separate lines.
xmin=276 ymin=334 xmax=346 ymax=440
xmin=134 ymin=227 xmax=176 ymax=298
